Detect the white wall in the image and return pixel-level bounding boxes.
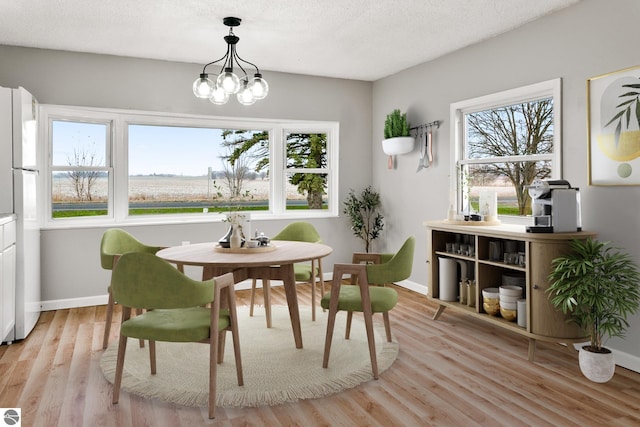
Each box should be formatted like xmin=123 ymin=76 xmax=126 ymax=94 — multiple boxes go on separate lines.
xmin=0 ymin=45 xmax=373 ymax=304
xmin=372 ymin=0 xmax=640 ymax=363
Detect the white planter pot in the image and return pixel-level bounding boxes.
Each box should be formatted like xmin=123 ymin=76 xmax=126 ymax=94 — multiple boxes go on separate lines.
xmin=382 ymin=136 xmax=415 ymax=155
xmin=578 ymin=346 xmax=615 ymax=383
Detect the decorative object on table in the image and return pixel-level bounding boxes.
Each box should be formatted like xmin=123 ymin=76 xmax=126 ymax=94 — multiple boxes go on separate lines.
xmin=343 ymin=186 xmax=384 ymax=253
xmin=382 ymin=109 xmax=414 ymax=169
xmin=255 ymin=232 xmax=270 ymax=246
xmin=547 ymin=238 xmax=640 ymax=382
xmin=192 ymin=17 xmax=268 ymax=106
xmin=250 ymin=222 xmax=324 ymax=326
xmin=219 ymin=211 xmax=249 ymax=248
xmin=479 ymin=190 xmax=498 ymax=222
xmin=587 ymin=64 xmax=640 ymax=185
xmin=100 ymin=306 xmax=398 ymax=409
xmin=230 ymin=225 xmax=242 ymax=249
xmin=213 ymin=243 xmax=276 ymax=254
xmin=99 ymin=228 xmax=164 ymax=350
xmin=322 ymin=236 xmax=414 ymax=379
xmin=245 ymin=239 xmax=259 ymax=248
xmin=109 ymin=252 xmax=242 ymax=419
xmin=444 ymin=185 xmax=501 ymax=225
xmin=414 ymin=121 xmax=439 ymax=173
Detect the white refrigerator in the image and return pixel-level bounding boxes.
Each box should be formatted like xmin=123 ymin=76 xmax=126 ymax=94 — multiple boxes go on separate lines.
xmin=0 ymin=86 xmax=41 ymax=342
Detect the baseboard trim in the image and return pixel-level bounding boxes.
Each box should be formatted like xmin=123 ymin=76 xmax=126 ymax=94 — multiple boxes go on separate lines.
xmin=611 ymin=348 xmax=640 ymax=374
xmin=396 ymin=279 xmax=427 ymax=295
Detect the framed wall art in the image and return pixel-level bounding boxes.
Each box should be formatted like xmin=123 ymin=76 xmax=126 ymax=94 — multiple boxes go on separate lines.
xmin=587 ymin=64 xmax=640 ymax=186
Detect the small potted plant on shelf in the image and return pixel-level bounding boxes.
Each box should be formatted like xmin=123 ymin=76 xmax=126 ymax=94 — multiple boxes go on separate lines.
xmin=547 ymin=238 xmax=640 ymax=382
xmin=382 ymin=109 xmax=414 ymax=156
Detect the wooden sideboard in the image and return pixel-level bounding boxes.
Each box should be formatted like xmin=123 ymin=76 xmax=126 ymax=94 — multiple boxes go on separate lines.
xmin=424 ymin=220 xmax=597 ymax=361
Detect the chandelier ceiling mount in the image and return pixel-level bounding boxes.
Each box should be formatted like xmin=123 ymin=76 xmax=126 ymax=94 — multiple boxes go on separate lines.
xmin=193 ymin=17 xmax=268 ymax=106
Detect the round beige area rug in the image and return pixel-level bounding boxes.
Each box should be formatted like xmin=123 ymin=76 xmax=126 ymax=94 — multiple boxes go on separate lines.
xmin=100 ymin=305 xmax=398 ymax=408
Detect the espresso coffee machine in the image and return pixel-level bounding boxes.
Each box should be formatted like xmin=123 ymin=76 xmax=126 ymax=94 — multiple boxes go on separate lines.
xmin=526 ymin=179 xmax=582 ymax=233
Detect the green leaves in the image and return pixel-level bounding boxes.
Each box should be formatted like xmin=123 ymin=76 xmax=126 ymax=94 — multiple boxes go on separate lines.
xmin=343 ymin=186 xmax=384 ymax=253
xmin=384 ymin=109 xmax=411 ymax=139
xmin=604 ymin=79 xmax=640 ymax=146
xmin=547 ymin=238 xmax=640 ymax=351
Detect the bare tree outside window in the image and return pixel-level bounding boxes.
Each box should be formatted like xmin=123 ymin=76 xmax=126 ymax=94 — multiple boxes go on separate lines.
xmin=66 ymin=145 xmax=102 ymax=201
xmin=220 ymin=133 xmax=252 ymax=200
xmin=465 ymin=99 xmax=553 ymax=215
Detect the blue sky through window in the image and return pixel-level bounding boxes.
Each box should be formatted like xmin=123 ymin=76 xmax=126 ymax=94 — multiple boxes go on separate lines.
xmin=128 ymin=125 xmax=226 ymax=176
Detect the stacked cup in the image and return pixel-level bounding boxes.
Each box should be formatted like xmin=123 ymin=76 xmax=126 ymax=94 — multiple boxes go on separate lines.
xmin=498 ymin=285 xmax=522 ymax=321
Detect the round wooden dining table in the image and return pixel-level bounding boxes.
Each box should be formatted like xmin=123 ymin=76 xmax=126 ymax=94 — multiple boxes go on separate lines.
xmin=156 ymin=240 xmax=333 ymax=349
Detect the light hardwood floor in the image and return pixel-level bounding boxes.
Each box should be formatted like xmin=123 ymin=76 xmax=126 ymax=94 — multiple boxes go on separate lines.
xmin=1 ymin=284 xmax=640 ymax=426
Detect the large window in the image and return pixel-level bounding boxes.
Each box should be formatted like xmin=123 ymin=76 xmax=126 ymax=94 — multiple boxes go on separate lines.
xmin=450 ymin=79 xmax=561 ymax=222
xmin=41 ymin=106 xmax=339 ymax=226
xmin=50 ymin=118 xmax=111 ymax=218
xmin=127 ymin=125 xmax=270 ymax=216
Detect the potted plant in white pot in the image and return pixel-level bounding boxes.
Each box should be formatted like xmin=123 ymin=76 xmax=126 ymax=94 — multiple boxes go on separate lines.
xmin=382 ymin=109 xmax=414 ymax=156
xmin=547 ymin=238 xmax=640 ymax=382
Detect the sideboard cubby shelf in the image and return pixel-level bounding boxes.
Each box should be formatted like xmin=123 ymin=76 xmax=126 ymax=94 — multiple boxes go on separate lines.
xmin=425 ymin=220 xmax=597 ymax=361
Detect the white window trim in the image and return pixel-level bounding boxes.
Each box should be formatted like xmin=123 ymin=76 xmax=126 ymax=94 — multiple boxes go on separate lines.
xmin=40 ymin=104 xmax=339 ymax=229
xmin=449 ymin=78 xmax=562 ymax=225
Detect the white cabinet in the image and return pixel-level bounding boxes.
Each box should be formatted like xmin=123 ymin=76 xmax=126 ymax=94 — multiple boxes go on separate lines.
xmin=1 ymin=216 xmax=16 ymax=343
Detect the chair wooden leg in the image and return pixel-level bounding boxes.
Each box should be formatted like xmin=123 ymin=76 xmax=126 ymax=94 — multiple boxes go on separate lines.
xmin=209 ymin=322 xmax=218 ymax=419
xmin=249 ymin=278 xmax=257 ymax=317
xmin=149 ymin=340 xmax=156 ymax=375
xmin=135 ymin=308 xmax=145 ymax=348
xmin=345 ymin=312 xmax=353 ymax=339
xmin=323 ymin=267 xmax=345 ymax=369
xmin=112 ymin=306 xmax=131 ymax=404
xmin=263 ymin=279 xmax=272 ymax=328
xmin=112 ymin=333 xmax=128 ymax=404
xmin=364 ymin=313 xmax=378 ymax=380
xmin=226 ymin=280 xmax=244 ymax=387
xmin=358 ymin=278 xmax=379 ymax=379
xmin=383 ymin=312 xmax=393 ymax=342
xmin=322 ymin=295 xmax=338 ymax=368
xmin=228 ymin=315 xmax=244 ymax=386
xmin=103 ymin=290 xmax=114 ymax=349
xmin=217 ymin=330 xmax=227 ymax=363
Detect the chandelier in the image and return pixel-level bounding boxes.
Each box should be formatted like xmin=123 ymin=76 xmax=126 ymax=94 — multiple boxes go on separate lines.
xmin=193 ymin=17 xmax=269 ymax=106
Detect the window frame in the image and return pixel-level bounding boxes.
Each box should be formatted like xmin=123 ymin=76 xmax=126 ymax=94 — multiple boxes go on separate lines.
xmin=40 ymin=105 xmax=339 ymax=228
xmin=449 ymin=78 xmax=562 ymax=224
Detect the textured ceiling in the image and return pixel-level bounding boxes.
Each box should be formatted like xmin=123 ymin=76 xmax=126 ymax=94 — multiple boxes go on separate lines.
xmin=0 ymin=0 xmax=580 ymax=81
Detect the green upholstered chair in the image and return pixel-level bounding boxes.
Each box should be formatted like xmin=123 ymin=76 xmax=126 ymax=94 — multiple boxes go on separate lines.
xmin=321 ymin=236 xmax=415 ymax=379
xmin=100 ymin=228 xmax=164 ymax=349
xmin=250 ymin=222 xmax=325 ymax=326
xmin=110 ymin=252 xmax=243 ymax=420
